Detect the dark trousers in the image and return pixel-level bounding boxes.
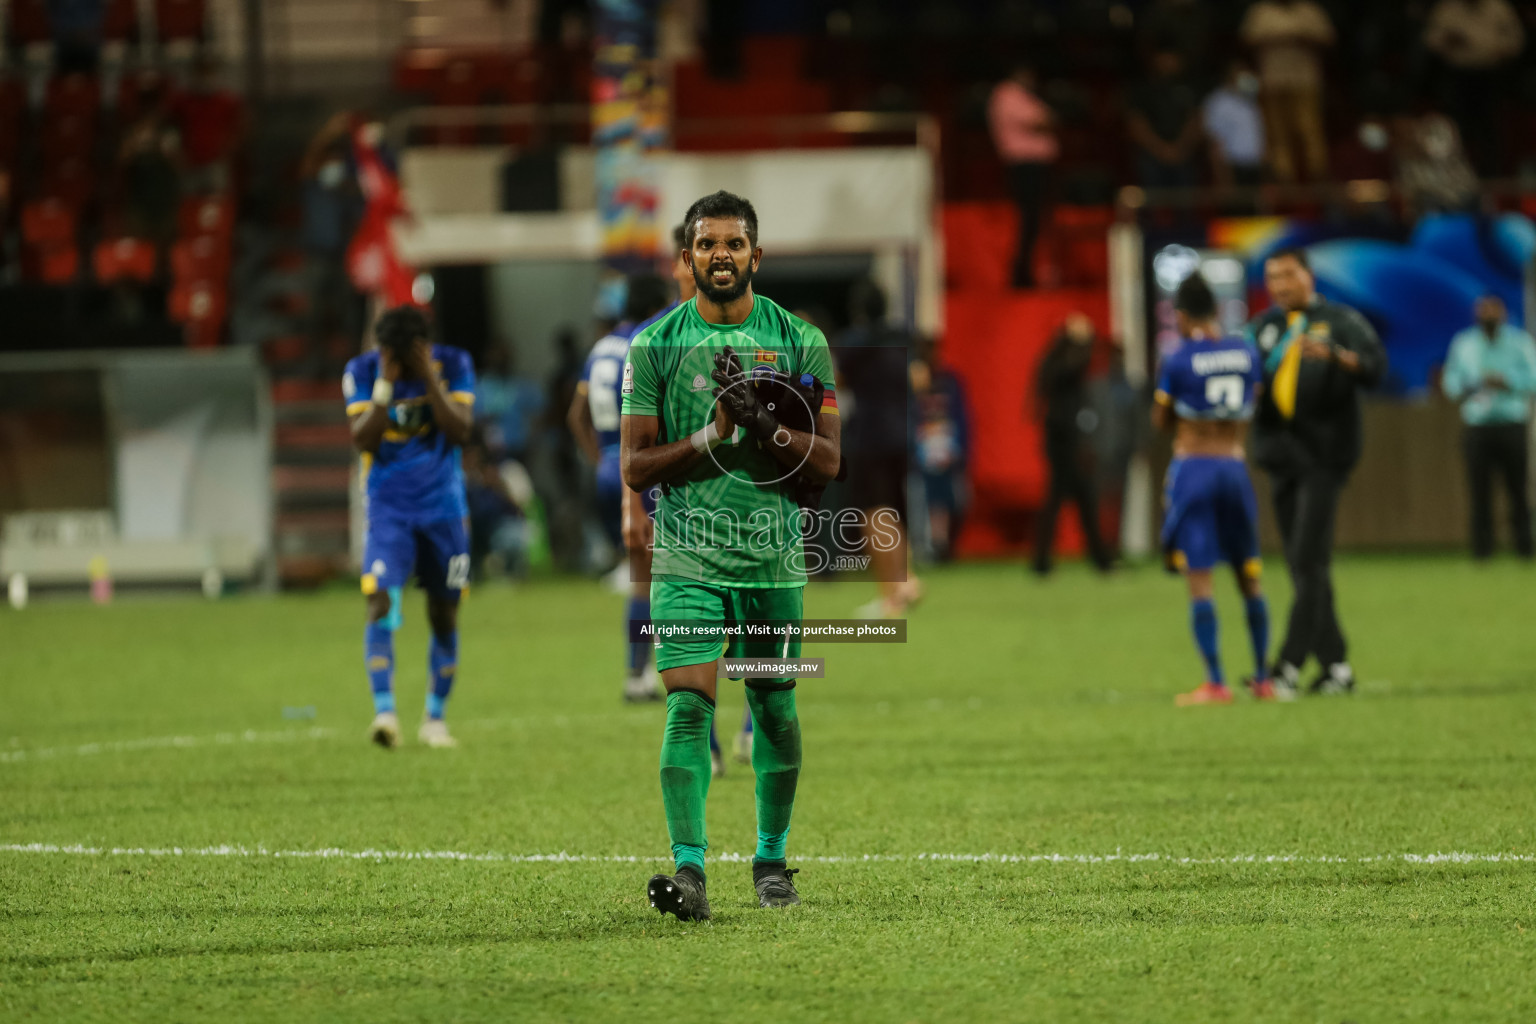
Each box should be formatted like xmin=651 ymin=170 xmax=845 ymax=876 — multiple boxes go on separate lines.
xmin=1464 ymin=423 xmax=1533 ymax=559
xmin=1034 ymin=439 xmax=1112 ymax=573
xmin=1007 ymin=162 xmax=1050 ymax=288
xmin=1271 ymin=467 xmax=1347 ymax=668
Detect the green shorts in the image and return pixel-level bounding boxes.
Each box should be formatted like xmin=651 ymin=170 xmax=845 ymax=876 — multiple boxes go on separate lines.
xmin=649 ymin=577 xmax=803 ymax=674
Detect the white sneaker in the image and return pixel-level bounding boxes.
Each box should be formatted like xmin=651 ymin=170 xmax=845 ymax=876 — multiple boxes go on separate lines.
xmin=732 ymin=729 xmax=753 ymax=764
xmin=711 ymin=749 xmax=726 ymax=779
xmin=623 ymin=669 xmax=662 ymax=703
xmin=369 ymin=712 xmax=400 ymax=750
xmin=417 ymin=718 xmax=458 ymax=748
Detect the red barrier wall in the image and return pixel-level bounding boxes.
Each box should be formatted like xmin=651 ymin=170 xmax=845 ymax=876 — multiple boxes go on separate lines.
xmin=941 ymin=288 xmax=1111 ymax=557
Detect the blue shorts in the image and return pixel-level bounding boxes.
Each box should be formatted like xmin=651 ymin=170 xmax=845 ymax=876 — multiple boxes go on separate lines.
xmin=596 ymin=453 xmax=656 ymax=548
xmin=362 ymin=516 xmax=470 ymax=599
xmin=1160 ymin=456 xmax=1261 ymax=576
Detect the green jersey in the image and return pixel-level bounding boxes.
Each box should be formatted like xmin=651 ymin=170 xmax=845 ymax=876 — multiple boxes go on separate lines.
xmin=621 ymin=294 xmax=837 ymax=587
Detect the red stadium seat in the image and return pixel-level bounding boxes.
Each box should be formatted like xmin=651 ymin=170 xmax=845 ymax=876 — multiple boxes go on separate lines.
xmin=43 ymin=158 xmax=94 ymax=207
xmin=154 ymin=0 xmax=206 ymax=41
xmin=43 ymin=113 xmax=97 ymax=164
xmin=170 ymin=234 xmax=229 ymax=284
xmin=7 ymin=0 xmax=51 ymax=45
xmin=182 ymin=320 xmax=224 ymax=347
xmin=170 ymin=280 xmax=227 ymax=346
xmin=103 ymin=0 xmax=139 ymax=40
xmin=177 ymin=194 xmax=234 ymax=239
xmin=94 ymin=237 xmax=159 ymax=284
xmin=46 ymin=75 xmax=102 ymax=120
xmin=21 ymin=199 xmax=77 ymax=248
xmin=115 ymin=69 xmax=175 ymax=125
xmin=0 ymin=77 xmax=26 ymax=126
xmin=169 ymin=280 xmax=227 ymax=324
xmin=0 ymin=79 xmax=23 ymax=165
xmin=429 ymin=59 xmax=490 ymax=145
xmin=37 ymin=244 xmax=81 ymax=284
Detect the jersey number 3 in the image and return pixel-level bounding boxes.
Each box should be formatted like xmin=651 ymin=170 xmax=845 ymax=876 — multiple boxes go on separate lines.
xmin=1205 ymin=374 xmax=1245 ymax=412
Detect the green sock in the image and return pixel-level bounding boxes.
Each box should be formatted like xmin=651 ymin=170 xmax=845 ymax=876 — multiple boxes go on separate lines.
xmin=746 ymin=684 xmax=801 ymax=864
xmin=659 ymin=689 xmax=714 ymax=877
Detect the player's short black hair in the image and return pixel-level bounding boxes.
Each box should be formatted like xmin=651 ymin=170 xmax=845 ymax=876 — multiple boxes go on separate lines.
xmin=682 ymin=190 xmax=758 ymax=249
xmin=1175 ymin=273 xmax=1217 ymax=320
xmin=1266 ymin=246 xmax=1311 ymax=273
xmin=624 ymin=273 xmax=670 ymax=322
xmin=375 ymin=305 xmax=431 ymax=355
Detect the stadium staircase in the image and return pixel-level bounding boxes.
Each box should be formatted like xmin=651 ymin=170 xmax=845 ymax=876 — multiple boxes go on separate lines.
xmin=228 ymin=95 xmax=362 ymax=588
xmin=269 ymin=379 xmax=355 ymax=587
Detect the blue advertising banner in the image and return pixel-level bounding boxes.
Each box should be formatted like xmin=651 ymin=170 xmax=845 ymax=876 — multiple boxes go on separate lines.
xmin=1204 ymin=213 xmax=1536 ymax=396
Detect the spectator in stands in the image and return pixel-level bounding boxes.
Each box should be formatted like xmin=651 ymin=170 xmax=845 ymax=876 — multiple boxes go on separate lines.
xmin=1424 ymin=0 xmax=1526 ymax=175
xmin=1032 ymin=313 xmax=1113 ymax=576
xmin=1204 ymin=60 xmax=1267 ymax=188
xmin=1241 ymin=0 xmax=1335 ymax=182
xmin=988 ymin=62 xmax=1057 ymax=289
xmin=1333 ymin=113 xmax=1396 ymax=183
xmin=1441 ymin=294 xmax=1536 ymax=560
xmin=173 ymin=56 xmax=247 ymax=196
xmin=1126 ymin=50 xmax=1203 ymax=190
xmin=300 ymin=112 xmax=364 ymax=347
xmin=51 ymin=0 xmax=105 ymax=74
xmin=118 ymin=97 xmax=182 ymax=246
xmin=1395 ymin=106 xmax=1480 ymax=215
xmin=1139 ymin=0 xmax=1215 ymax=77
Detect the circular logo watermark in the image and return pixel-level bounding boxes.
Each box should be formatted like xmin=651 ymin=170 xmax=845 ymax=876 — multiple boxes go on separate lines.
xmin=705 ymin=372 xmax=817 ymax=487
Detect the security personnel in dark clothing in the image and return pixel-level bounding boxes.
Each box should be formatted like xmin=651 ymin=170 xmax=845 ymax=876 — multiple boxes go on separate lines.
xmin=1247 ymin=248 xmax=1387 ymax=698
xmin=1033 ymin=313 xmax=1113 ymax=575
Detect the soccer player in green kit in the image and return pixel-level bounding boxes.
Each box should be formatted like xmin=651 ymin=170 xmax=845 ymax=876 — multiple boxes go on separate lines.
xmin=621 ymin=190 xmax=841 ymax=920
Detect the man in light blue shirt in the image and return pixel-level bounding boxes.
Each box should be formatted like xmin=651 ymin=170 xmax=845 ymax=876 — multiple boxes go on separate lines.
xmin=1204 ymin=61 xmax=1266 ymax=188
xmin=1441 ymin=294 xmax=1536 ymax=558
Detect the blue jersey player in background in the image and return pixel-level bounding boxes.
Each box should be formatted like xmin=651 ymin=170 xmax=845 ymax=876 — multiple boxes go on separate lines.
xmin=569 ymin=273 xmax=671 ymax=705
xmin=1152 ymin=274 xmax=1276 ymax=706
xmin=344 ymin=305 xmax=476 ymax=748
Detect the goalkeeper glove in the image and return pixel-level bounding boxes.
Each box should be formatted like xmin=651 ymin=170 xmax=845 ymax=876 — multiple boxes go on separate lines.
xmin=710 ymin=345 xmax=780 ymax=443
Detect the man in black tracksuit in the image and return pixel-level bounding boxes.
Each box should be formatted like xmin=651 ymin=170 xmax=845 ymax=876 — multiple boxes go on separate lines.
xmin=1246 ymin=248 xmax=1387 ymax=698
xmin=1033 ymin=313 xmax=1114 ymax=575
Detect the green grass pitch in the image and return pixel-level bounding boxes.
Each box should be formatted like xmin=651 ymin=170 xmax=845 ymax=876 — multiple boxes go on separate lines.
xmin=2 ymin=555 xmax=1534 ymax=1022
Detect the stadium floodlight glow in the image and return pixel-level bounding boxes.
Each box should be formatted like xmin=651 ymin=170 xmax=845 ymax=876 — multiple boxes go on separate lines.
xmin=1152 ymin=244 xmax=1202 ymax=294
xmin=411 ymin=273 xmax=435 ymax=305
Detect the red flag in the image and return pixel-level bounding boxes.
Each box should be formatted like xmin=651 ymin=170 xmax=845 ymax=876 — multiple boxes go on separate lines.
xmin=346 ymin=124 xmax=417 ymax=306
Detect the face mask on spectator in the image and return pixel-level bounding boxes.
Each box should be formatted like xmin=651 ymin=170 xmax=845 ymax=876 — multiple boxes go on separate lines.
xmin=1359 ymin=122 xmax=1389 ymax=153
xmin=319 ymin=160 xmax=346 ymax=188
xmin=1236 ymin=73 xmax=1260 ymax=97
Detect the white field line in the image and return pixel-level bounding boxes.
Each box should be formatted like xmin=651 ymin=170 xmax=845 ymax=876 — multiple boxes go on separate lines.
xmin=0 ymin=843 xmax=1533 ymax=867
xmin=0 ymin=712 xmax=652 ymax=766
xmin=0 ymin=727 xmax=337 ymax=764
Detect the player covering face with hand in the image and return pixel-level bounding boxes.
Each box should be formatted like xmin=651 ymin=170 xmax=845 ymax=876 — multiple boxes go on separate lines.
xmin=620 ymin=191 xmax=841 ymax=920
xmin=1152 ymin=274 xmax=1275 ymax=706
xmin=344 ymin=306 xmax=476 ymax=748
